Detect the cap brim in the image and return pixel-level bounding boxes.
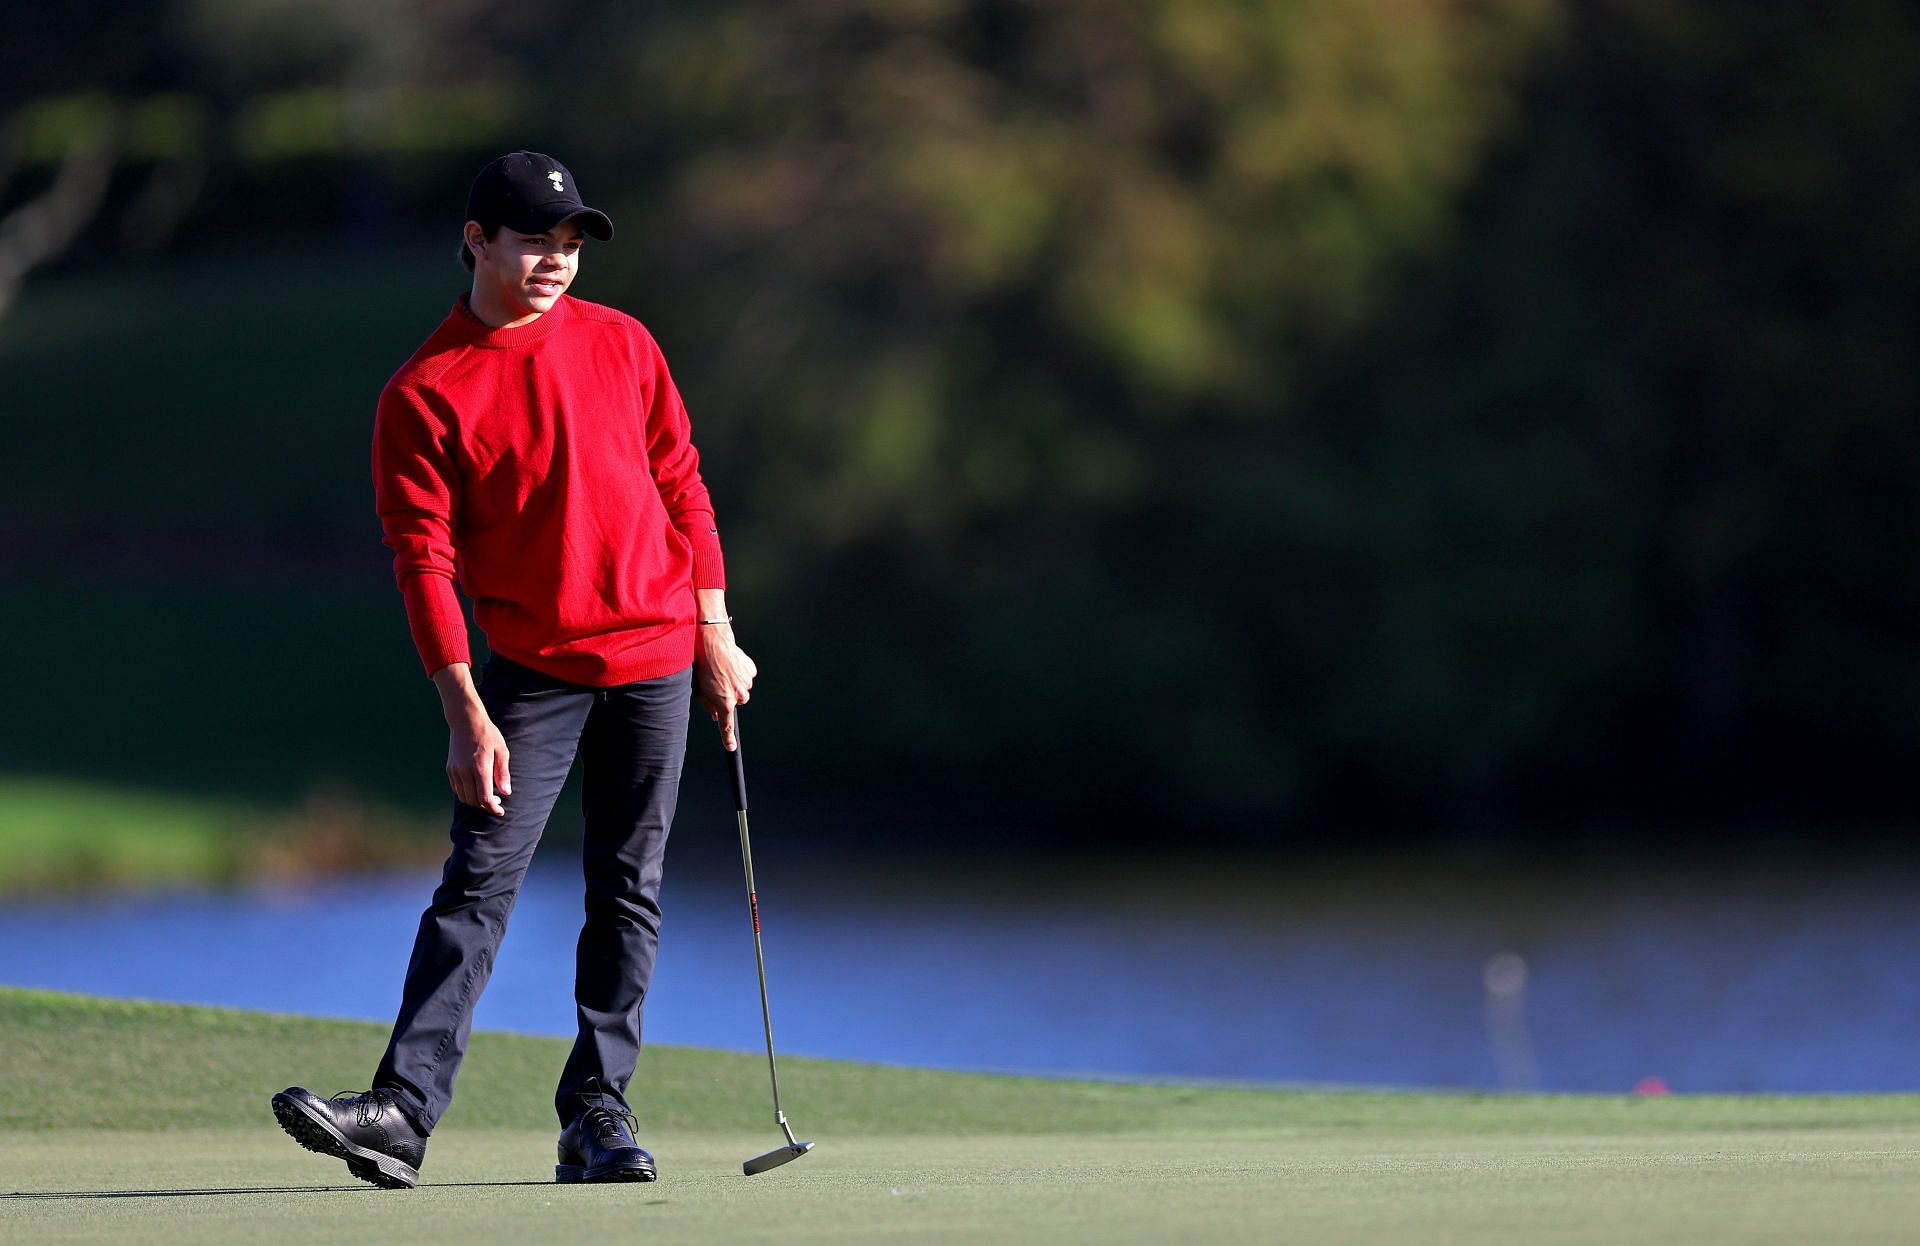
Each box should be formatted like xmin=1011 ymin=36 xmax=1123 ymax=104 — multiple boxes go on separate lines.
xmin=515 ymin=204 xmax=615 ymax=242
xmin=566 ymin=208 xmax=615 ymax=242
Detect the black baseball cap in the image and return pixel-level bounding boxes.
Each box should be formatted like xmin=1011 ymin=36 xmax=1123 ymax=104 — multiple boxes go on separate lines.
xmin=465 ymin=151 xmax=614 ymax=241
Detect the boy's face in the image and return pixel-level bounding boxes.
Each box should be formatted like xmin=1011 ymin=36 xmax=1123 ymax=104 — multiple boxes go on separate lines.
xmin=468 ymin=217 xmax=586 ymax=322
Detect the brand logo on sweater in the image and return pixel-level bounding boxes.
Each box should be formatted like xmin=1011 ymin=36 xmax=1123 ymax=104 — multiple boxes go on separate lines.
xmin=548 ymin=171 xmax=565 ymax=193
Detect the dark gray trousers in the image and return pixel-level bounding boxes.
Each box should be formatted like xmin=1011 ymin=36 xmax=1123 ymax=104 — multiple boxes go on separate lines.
xmin=374 ymin=656 xmax=691 ymax=1132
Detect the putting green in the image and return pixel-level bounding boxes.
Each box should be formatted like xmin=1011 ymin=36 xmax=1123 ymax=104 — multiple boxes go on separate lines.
xmin=3 ymin=989 xmax=1917 ymax=1244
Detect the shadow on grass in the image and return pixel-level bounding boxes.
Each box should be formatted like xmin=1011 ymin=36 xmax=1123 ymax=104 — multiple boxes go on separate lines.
xmin=0 ymin=1182 xmax=559 ymax=1200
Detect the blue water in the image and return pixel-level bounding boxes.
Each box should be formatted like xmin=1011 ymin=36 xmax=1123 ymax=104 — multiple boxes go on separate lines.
xmin=2 ymin=858 xmax=1916 ymax=1092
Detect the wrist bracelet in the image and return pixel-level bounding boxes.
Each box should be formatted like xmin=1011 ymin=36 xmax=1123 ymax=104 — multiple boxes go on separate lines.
xmin=698 ymin=616 xmax=733 ymax=625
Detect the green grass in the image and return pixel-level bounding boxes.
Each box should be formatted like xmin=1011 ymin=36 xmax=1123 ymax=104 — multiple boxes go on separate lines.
xmin=2 ymin=989 xmax=1919 ymax=1243
xmin=0 ymin=775 xmax=441 ymax=893
xmin=0 ymin=777 xmax=257 ymax=890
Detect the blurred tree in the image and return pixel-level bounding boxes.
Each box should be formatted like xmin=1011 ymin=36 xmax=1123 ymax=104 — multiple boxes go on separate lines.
xmin=0 ymin=0 xmax=549 ymax=314
xmin=579 ymin=0 xmax=1918 ymax=839
xmin=6 ymin=0 xmax=1917 ymax=847
xmin=609 ymin=0 xmax=1554 ymax=528
xmin=1309 ymin=0 xmax=1920 ymax=829
xmin=0 ymin=97 xmax=120 ymax=317
xmin=566 ymin=0 xmax=1566 ymax=829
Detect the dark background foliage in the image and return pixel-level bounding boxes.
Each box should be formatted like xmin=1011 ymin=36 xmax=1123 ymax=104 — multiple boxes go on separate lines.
xmin=3 ymin=0 xmax=1915 ymax=856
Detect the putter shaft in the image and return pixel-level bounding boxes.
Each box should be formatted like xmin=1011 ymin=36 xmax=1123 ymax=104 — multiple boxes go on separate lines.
xmin=736 ymin=804 xmax=788 ymax=1125
xmin=728 ymin=714 xmax=813 ymax=1174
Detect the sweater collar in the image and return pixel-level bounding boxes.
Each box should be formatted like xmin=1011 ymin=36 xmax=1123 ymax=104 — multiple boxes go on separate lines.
xmin=442 ymin=293 xmax=570 ymax=348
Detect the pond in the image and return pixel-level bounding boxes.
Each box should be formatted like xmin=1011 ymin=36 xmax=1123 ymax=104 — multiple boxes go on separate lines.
xmin=3 ymin=853 xmax=1916 ymax=1093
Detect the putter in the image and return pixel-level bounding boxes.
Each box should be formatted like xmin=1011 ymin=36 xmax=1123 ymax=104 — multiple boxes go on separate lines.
xmin=727 ymin=710 xmax=815 ymax=1176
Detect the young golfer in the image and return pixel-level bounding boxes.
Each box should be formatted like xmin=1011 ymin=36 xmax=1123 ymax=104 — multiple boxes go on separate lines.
xmin=272 ymin=151 xmax=756 ymax=1188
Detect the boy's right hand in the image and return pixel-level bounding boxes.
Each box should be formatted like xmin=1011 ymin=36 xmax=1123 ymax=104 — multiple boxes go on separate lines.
xmin=446 ymin=710 xmax=511 ymax=815
xmin=432 ymin=662 xmax=512 ymax=815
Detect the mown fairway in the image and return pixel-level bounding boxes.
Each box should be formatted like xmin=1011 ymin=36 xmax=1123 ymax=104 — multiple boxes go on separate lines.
xmin=3 ymin=989 xmax=1917 ymax=1244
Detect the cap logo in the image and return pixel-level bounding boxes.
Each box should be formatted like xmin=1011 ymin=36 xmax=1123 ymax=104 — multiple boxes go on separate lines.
xmin=548 ymin=171 xmax=565 ymax=192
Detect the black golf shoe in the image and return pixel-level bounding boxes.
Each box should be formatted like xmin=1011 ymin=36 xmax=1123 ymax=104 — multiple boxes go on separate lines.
xmin=556 ymin=1095 xmax=657 ymax=1184
xmin=272 ymin=1086 xmax=427 ymax=1189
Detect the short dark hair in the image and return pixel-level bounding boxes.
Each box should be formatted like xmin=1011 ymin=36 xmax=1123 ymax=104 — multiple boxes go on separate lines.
xmin=457 ymin=223 xmax=501 ymax=273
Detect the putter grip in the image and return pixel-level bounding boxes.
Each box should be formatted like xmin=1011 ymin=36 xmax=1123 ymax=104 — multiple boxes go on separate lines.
xmin=728 ymin=713 xmax=748 ymax=812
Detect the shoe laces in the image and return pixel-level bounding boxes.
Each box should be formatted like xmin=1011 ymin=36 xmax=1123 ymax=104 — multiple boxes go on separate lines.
xmin=330 ymin=1089 xmax=389 ymax=1130
xmin=582 ymin=1103 xmax=639 ymax=1145
xmin=572 ymin=1077 xmax=638 ymax=1143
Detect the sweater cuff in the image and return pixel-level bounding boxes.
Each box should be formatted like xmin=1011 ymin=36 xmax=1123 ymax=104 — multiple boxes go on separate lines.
xmin=687 ymin=524 xmax=727 ymax=590
xmin=402 ymin=573 xmax=472 ymax=676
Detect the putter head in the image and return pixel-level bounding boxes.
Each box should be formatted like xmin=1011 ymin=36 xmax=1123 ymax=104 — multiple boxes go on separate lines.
xmin=742 ymin=1140 xmax=814 ymax=1176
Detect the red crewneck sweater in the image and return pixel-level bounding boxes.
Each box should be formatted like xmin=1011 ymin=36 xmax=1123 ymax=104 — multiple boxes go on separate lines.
xmin=373 ymin=294 xmax=726 ymax=687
